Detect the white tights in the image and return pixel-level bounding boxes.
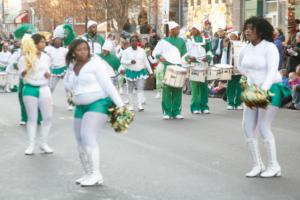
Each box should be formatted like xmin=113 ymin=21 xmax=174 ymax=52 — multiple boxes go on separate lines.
xmin=242 ymin=105 xmax=278 ymax=141
xmin=127 ymin=79 xmax=145 ymax=106
xmin=49 ymin=76 xmax=61 ymax=93
xmin=74 ymin=112 xmax=107 ymax=148
xmin=23 ymin=86 xmax=53 ymax=145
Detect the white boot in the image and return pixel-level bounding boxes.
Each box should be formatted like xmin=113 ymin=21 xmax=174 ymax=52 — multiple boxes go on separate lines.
xmin=127 ymin=94 xmax=134 ymax=111
xmin=25 ymin=123 xmax=37 ymax=155
xmin=75 ymin=146 xmax=91 ymax=184
xmin=260 ymin=140 xmax=281 ymax=177
xmin=137 ymin=92 xmax=144 ymax=112
xmin=245 ymin=139 xmax=265 ymax=177
xmin=40 ymin=124 xmax=54 ymax=154
xmin=80 ymin=147 xmax=104 ymax=187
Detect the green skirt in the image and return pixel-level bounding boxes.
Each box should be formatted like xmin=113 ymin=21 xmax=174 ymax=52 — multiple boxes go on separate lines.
xmin=51 ymin=66 xmax=67 ymax=77
xmin=125 ymin=68 xmax=148 ymax=81
xmin=270 ymin=82 xmax=292 ymax=107
xmin=74 ymin=97 xmax=114 ymax=119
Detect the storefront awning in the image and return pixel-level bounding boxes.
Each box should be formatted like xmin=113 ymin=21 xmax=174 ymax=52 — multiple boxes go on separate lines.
xmin=15 ymin=12 xmax=29 ymax=24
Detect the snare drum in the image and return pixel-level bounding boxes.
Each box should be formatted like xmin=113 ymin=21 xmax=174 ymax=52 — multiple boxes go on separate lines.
xmin=207 ymin=67 xmax=221 ymax=81
xmin=215 ymin=64 xmax=233 ymax=80
xmin=189 ymin=63 xmax=208 ymax=83
xmin=163 ymin=65 xmax=187 ymax=88
xmin=0 ymin=72 xmax=8 ymax=87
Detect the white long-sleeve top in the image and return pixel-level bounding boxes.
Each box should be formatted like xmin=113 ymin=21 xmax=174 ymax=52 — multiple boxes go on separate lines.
xmin=238 ymin=40 xmax=281 ymax=90
xmin=64 ymin=56 xmax=124 ymax=107
xmin=18 ymin=52 xmax=51 ymax=86
xmin=45 ymin=46 xmax=68 ymax=68
xmin=120 ymin=47 xmax=153 ymax=74
xmin=0 ymin=51 xmax=12 ymax=66
xmin=186 ymin=39 xmax=207 ymax=62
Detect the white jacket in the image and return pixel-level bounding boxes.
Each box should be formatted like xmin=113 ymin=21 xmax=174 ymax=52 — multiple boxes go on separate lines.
xmin=64 ymin=56 xmax=123 ymax=107
xmin=238 ymin=40 xmax=281 ymax=90
xmin=121 ymin=47 xmax=153 ymax=74
xmin=18 ymin=52 xmax=51 ymax=86
xmin=45 ymin=46 xmax=68 ymax=67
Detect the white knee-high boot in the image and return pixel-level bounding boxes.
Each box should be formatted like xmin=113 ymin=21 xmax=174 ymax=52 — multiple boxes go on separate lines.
xmin=245 ymin=138 xmax=265 ymax=177
xmin=25 ymin=123 xmax=37 ymax=155
xmin=137 ymin=92 xmax=144 ymax=111
xmin=40 ymin=123 xmax=53 ymax=153
xmin=260 ymin=139 xmax=281 ymax=177
xmin=75 ymin=146 xmax=91 ymax=184
xmin=80 ymin=146 xmax=103 ymax=187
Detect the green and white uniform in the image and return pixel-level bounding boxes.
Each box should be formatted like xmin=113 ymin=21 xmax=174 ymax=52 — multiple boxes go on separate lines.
xmin=153 ymin=36 xmax=189 ymax=117
xmin=82 ymin=33 xmax=105 ymax=55
xmin=186 ymin=35 xmax=213 ymax=113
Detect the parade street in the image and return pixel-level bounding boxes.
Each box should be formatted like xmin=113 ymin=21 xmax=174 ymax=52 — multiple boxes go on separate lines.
xmin=0 ymin=84 xmax=300 ymax=200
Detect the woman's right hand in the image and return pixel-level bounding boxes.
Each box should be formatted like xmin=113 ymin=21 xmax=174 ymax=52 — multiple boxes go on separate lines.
xmin=159 ymin=57 xmax=166 ymax=62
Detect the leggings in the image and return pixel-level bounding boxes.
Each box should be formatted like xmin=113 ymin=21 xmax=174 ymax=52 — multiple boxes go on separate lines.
xmin=242 ymin=105 xmax=278 ymax=141
xmin=74 ymin=112 xmax=107 ymax=148
xmin=127 ymin=79 xmax=145 ymax=94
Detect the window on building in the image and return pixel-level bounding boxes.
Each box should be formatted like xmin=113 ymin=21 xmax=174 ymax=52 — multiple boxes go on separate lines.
xmin=197 ymin=0 xmax=201 ymax=6
xmin=191 ymin=0 xmax=194 ymax=6
xmin=215 ymin=0 xmax=219 ymax=3
xmin=208 ymin=0 xmax=211 ymax=4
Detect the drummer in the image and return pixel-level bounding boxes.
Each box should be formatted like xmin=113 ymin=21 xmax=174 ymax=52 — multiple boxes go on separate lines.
xmin=0 ymin=43 xmax=12 ymax=72
xmin=186 ymin=24 xmax=213 ymax=114
xmin=153 ymin=21 xmax=189 ymax=119
xmin=221 ymin=31 xmax=243 ymax=110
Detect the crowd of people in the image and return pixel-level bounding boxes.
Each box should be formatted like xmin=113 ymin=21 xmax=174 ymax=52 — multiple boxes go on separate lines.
xmin=0 ymin=16 xmax=298 ymax=187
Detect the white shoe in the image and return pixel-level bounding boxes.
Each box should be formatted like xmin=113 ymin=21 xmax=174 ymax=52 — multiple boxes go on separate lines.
xmin=236 ymin=105 xmax=243 ymax=110
xmin=175 ymin=115 xmax=184 ymax=119
xmin=19 ymin=121 xmax=26 ymax=126
xmin=245 ymin=139 xmax=265 ymax=177
xmin=127 ymin=105 xmax=134 ymax=111
xmin=40 ymin=143 xmax=54 ymax=154
xmin=25 ymin=145 xmax=35 ymax=155
xmin=227 ymin=105 xmax=234 ymax=110
xmin=260 ymin=140 xmax=282 ymax=178
xmin=192 ymin=110 xmax=201 ymax=114
xmin=155 ymin=92 xmax=161 ymax=99
xmin=163 ymin=115 xmax=171 ymax=120
xmin=202 ymin=110 xmax=210 ymax=114
xmin=68 ymin=105 xmax=74 ymax=111
xmin=138 ymin=105 xmax=144 ymax=112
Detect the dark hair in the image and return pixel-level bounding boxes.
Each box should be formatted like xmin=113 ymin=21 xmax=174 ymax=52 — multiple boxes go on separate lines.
xmin=31 ymin=33 xmax=46 ymax=45
xmin=130 ymin=35 xmax=139 ymax=43
xmin=51 ymin=37 xmax=63 ymax=47
xmin=243 ymin=16 xmax=274 ymax=42
xmin=66 ymin=39 xmax=91 ymax=65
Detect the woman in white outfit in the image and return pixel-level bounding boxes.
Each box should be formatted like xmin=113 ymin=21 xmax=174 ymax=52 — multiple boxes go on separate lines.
xmin=238 ymin=17 xmax=289 ymax=178
xmin=19 ymin=34 xmax=53 ymax=155
xmin=64 ymin=39 xmax=124 ymax=187
xmin=121 ymin=36 xmax=153 ymax=111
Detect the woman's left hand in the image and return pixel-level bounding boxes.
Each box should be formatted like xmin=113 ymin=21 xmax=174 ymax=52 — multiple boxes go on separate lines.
xmin=44 ymin=72 xmax=51 ymax=79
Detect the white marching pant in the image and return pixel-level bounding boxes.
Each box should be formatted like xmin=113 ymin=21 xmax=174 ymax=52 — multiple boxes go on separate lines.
xmin=23 ymin=86 xmax=53 ymax=148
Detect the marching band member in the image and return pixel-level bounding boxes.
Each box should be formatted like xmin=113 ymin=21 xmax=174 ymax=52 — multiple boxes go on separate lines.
xmin=98 ymin=40 xmax=121 ymax=87
xmin=82 ymin=20 xmax=105 ymax=55
xmin=238 ymin=17 xmax=290 ymax=177
xmin=64 ymin=39 xmax=124 ymax=186
xmin=19 ymin=34 xmax=53 ymax=155
xmin=186 ymin=24 xmax=213 ymax=114
xmin=45 ymin=37 xmax=68 ymax=93
xmin=0 ymin=43 xmax=12 ymax=72
xmin=121 ymin=35 xmax=153 ymax=111
xmin=153 ymin=21 xmax=189 ymax=119
xmin=221 ymin=32 xmax=243 ymax=110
